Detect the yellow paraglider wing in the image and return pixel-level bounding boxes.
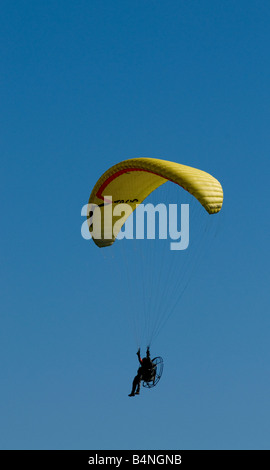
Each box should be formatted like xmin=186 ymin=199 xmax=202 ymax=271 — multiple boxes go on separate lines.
xmin=88 ymin=158 xmax=223 ymax=247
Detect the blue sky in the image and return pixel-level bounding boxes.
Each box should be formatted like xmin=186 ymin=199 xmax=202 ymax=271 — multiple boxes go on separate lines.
xmin=1 ymin=0 xmax=270 ymax=450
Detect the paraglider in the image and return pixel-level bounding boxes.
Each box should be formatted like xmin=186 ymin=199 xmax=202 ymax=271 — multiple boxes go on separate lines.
xmin=87 ymin=157 xmax=223 ymax=247
xmin=87 ymin=157 xmax=223 ymax=395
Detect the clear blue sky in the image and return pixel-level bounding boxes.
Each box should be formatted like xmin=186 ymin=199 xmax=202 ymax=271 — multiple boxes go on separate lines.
xmin=1 ymin=0 xmax=270 ymax=450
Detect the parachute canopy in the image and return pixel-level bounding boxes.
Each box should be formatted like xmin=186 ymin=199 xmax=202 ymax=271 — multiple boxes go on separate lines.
xmin=88 ymin=158 xmax=223 ymax=247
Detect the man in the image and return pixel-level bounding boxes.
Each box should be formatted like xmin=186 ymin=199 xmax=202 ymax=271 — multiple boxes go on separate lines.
xmin=128 ymin=347 xmax=154 ymax=397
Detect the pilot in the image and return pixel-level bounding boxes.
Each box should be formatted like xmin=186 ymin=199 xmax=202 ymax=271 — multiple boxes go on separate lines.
xmin=128 ymin=347 xmax=154 ymax=397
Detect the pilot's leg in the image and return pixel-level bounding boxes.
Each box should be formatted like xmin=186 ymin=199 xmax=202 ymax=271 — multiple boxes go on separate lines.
xmin=135 ymin=378 xmax=141 ymax=395
xmin=129 ymin=374 xmax=140 ymax=397
xmin=135 ymin=369 xmax=143 ymax=395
